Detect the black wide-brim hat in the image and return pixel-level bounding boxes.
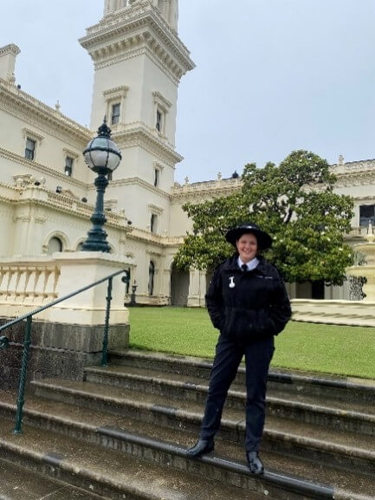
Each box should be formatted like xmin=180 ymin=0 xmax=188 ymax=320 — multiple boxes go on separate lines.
xmin=225 ymin=223 xmax=272 ymax=250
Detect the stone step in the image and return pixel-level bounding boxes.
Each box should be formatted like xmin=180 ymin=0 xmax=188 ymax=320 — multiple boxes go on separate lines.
xmin=0 ymin=457 xmax=103 ymax=500
xmin=84 ymin=364 xmax=375 ymax=437
xmin=109 ymin=349 xmax=375 ymax=406
xmin=84 ymin=363 xmax=375 ymax=425
xmin=28 ymin=379 xmax=375 ymax=477
xmin=2 ymin=390 xmax=374 ymax=499
xmin=0 ymin=416 xmax=266 ymax=500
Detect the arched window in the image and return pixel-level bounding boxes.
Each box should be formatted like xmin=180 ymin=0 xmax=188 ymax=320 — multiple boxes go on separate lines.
xmin=148 ymin=261 xmax=155 ymax=296
xmin=47 ymin=237 xmax=63 ymax=255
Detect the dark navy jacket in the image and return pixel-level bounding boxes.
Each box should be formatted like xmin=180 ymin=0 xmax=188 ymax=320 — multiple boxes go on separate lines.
xmin=206 ymin=255 xmax=292 ymax=344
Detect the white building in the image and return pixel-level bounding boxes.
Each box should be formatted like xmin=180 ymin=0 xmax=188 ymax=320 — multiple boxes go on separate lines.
xmin=0 ymin=0 xmax=374 ymax=310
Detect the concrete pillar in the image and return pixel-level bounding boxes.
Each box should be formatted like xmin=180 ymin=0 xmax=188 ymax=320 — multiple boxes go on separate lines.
xmin=42 ymin=252 xmax=130 ymax=325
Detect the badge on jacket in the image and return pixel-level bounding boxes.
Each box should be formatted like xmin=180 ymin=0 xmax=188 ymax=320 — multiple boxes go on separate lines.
xmin=229 ymin=276 xmax=235 ymax=288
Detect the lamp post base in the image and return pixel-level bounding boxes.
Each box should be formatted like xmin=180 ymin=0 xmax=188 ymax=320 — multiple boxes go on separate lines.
xmin=82 ymin=172 xmax=111 ymax=253
xmin=81 ymin=234 xmax=111 ymax=253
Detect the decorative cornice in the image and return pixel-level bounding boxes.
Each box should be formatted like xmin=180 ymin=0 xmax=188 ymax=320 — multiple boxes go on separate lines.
xmin=170 ymin=158 xmax=375 ymax=202
xmin=0 ymin=147 xmax=88 ymax=190
xmin=22 ymin=127 xmax=44 ymax=142
xmin=171 ymin=177 xmax=242 ymax=201
xmin=148 ymin=203 xmax=163 ymax=214
xmin=112 ymin=123 xmax=183 ymax=164
xmin=103 ymin=85 xmax=129 ymax=98
xmin=79 ymin=2 xmax=194 ymax=81
xmin=0 ymin=78 xmax=91 ymax=143
xmin=127 ymin=226 xmax=184 ymax=247
xmin=0 ymin=180 xmax=129 ymax=231
xmin=153 ymin=90 xmax=172 ymax=109
xmin=108 ymin=176 xmax=171 ymax=200
xmin=0 ymin=44 xmax=20 ymax=57
xmin=331 ymin=158 xmax=375 ymax=187
xmin=335 ymin=170 xmax=375 ymax=188
xmin=331 ymin=158 xmax=375 ymax=174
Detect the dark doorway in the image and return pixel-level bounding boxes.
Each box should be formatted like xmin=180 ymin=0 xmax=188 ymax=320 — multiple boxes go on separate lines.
xmin=311 ymin=280 xmax=325 ymax=299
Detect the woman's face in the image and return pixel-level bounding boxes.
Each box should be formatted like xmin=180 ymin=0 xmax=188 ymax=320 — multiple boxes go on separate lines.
xmin=236 ymin=233 xmax=258 ymax=263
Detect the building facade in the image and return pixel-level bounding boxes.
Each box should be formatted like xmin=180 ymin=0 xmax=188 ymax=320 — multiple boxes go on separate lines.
xmin=0 ymin=0 xmax=373 ymax=308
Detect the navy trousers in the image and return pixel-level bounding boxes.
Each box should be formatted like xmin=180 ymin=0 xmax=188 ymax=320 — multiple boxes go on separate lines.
xmin=199 ymin=335 xmax=275 ymax=452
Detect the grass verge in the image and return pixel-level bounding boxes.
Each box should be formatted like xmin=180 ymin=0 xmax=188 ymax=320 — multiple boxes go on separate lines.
xmin=128 ymin=307 xmax=375 ymax=379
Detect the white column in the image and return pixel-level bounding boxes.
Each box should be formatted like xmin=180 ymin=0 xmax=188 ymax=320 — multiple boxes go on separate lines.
xmin=187 ymin=269 xmax=206 ymax=307
xmin=160 ymin=266 xmax=172 ymax=304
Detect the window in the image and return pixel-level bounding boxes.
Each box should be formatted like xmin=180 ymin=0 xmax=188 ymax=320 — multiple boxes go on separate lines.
xmin=23 ymin=128 xmax=43 ymax=161
xmin=65 ymin=156 xmax=73 ymax=176
xmin=150 ymin=213 xmax=157 ymax=233
xmin=25 ymin=138 xmax=36 ymax=160
xmin=148 ymin=203 xmax=163 ymax=233
xmin=153 ymin=91 xmax=171 ymax=136
xmin=103 ymin=86 xmax=128 ymax=127
xmin=47 ymin=237 xmax=63 ymax=255
xmin=153 ymin=162 xmax=164 ymax=187
xmin=360 ymin=205 xmax=375 ymax=227
xmin=111 ymin=103 xmax=121 ymax=125
xmin=148 ymin=261 xmax=155 ymax=296
xmin=154 ymin=168 xmax=160 ymax=187
xmin=156 ymin=109 xmax=163 ymax=132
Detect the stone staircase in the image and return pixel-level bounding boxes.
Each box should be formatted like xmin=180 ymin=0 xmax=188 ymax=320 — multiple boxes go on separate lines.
xmin=0 ymin=349 xmax=374 ymax=499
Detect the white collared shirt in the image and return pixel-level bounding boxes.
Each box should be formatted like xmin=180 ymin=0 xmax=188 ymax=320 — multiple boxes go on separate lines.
xmin=238 ymin=256 xmax=259 ymax=271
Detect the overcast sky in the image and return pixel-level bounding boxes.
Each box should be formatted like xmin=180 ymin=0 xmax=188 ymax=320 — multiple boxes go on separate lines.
xmin=1 ymin=1 xmax=375 ymax=183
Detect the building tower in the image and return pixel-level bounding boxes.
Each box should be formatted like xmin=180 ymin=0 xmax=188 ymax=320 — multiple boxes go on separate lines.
xmin=79 ymin=0 xmax=194 ymax=234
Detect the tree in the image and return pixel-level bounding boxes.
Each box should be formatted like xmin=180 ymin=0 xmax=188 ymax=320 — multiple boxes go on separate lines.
xmin=174 ymin=150 xmax=354 ymax=285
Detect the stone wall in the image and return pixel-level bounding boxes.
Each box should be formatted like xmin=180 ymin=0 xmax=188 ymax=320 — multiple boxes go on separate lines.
xmin=0 ymin=318 xmax=129 ymax=390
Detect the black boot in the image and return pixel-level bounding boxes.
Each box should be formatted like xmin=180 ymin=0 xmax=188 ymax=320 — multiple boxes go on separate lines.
xmin=186 ymin=439 xmax=214 ymax=458
xmin=246 ymin=451 xmax=264 ymax=475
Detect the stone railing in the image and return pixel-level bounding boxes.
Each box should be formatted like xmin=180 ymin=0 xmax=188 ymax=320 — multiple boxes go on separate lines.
xmin=345 ymin=226 xmax=375 ymax=240
xmin=86 ymin=1 xmax=152 ymax=35
xmin=331 ymin=158 xmax=375 ymax=174
xmin=0 ymin=253 xmax=132 ymax=325
xmin=171 ymin=177 xmax=242 ymax=199
xmin=0 ymin=260 xmax=60 ymax=315
xmin=85 ymin=0 xmax=184 ymax=49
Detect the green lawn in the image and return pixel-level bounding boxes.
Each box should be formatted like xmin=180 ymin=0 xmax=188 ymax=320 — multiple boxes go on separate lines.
xmin=127 ymin=307 xmax=375 ymax=380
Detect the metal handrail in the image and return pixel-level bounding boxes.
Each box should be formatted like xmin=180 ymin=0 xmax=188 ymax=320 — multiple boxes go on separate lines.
xmin=0 ymin=268 xmax=129 ymax=434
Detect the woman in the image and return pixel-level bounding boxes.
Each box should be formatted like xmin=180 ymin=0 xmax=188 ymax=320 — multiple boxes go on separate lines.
xmin=186 ymin=222 xmax=291 ymax=475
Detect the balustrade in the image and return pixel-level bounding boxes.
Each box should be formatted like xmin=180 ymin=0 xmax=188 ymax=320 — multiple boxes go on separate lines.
xmin=0 ymin=264 xmax=60 ymax=308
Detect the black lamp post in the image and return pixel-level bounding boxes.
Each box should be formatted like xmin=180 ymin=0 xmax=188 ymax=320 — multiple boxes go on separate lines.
xmin=81 ymin=119 xmax=122 ymax=252
xmin=130 ymin=281 xmax=138 ymax=306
